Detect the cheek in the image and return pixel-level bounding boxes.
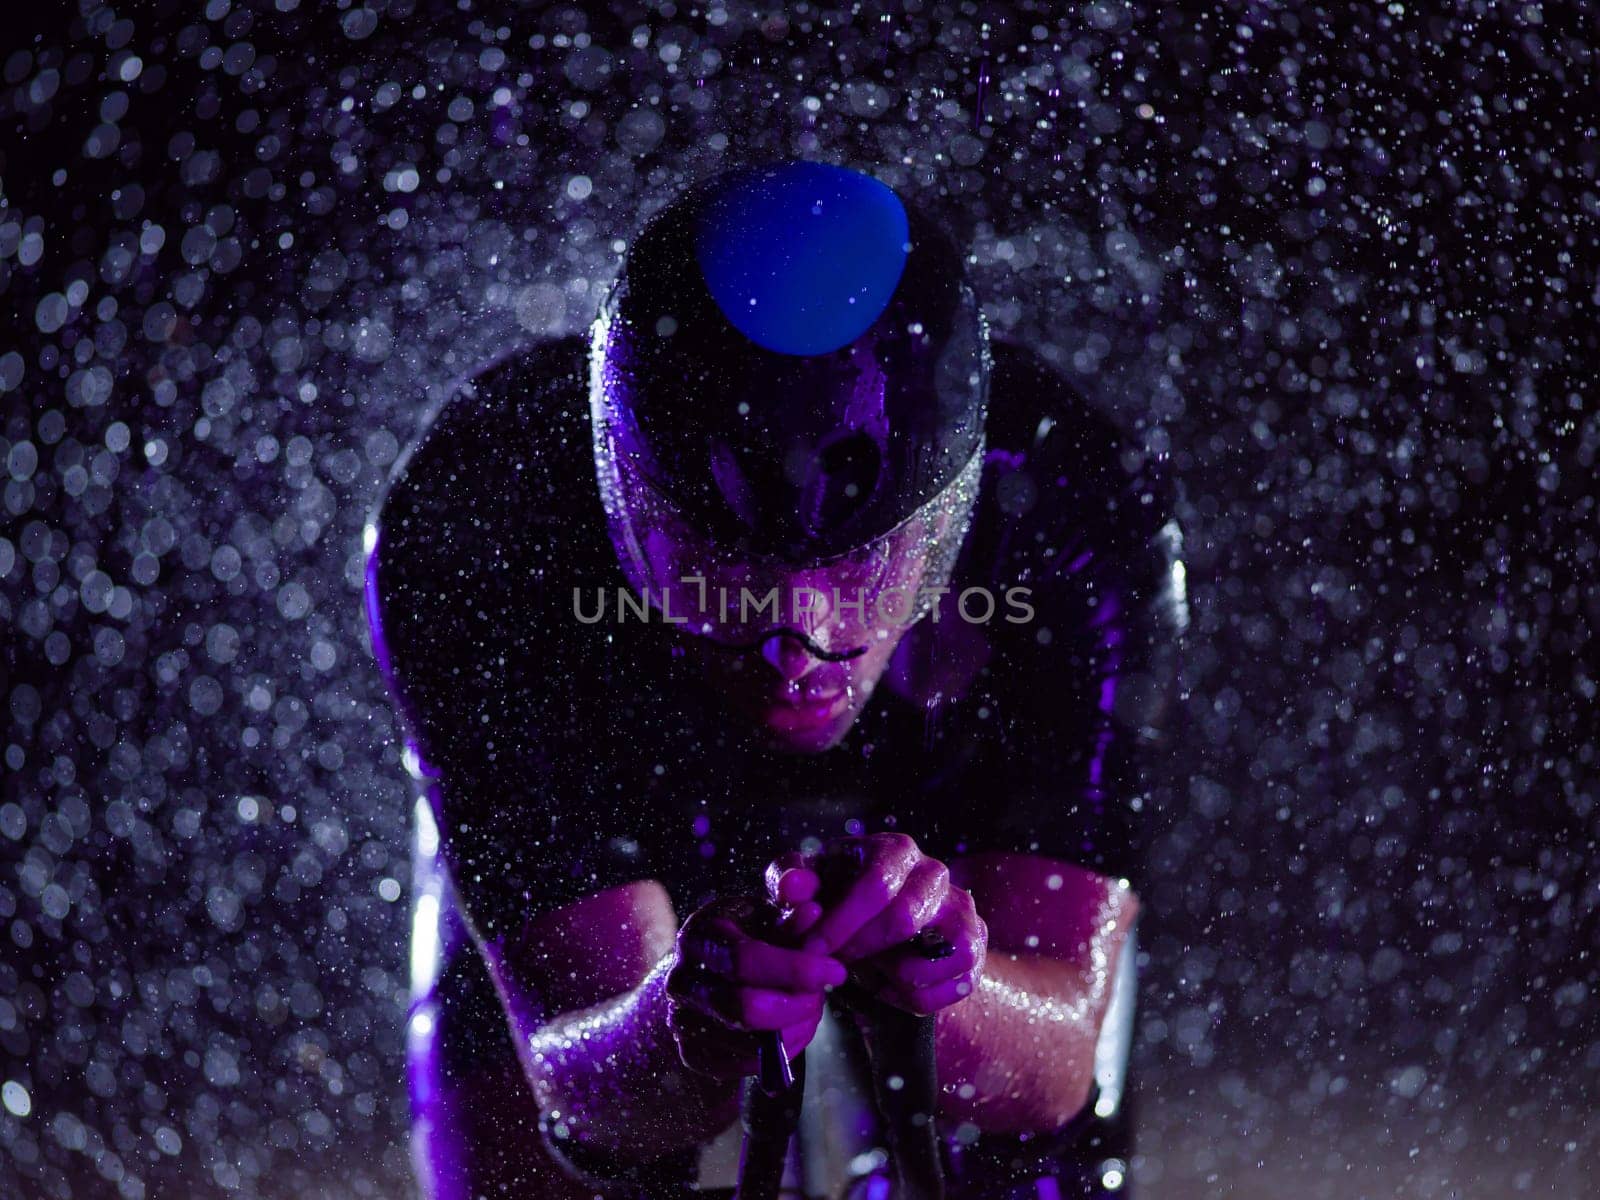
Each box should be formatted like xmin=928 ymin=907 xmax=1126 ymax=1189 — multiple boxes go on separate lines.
xmin=844 ymin=645 xmax=899 ymax=697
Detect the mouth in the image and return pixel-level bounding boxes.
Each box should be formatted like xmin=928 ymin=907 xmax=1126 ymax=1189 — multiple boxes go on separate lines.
xmin=764 ymin=688 xmax=848 ymax=733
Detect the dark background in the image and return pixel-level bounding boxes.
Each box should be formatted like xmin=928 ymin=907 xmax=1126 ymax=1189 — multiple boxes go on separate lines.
xmin=1 ymin=2 xmax=1595 ymax=1196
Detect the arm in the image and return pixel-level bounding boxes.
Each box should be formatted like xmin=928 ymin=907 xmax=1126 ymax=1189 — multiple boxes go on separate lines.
xmin=772 ymin=838 xmax=1137 ymax=1136
xmin=934 ymin=852 xmax=1137 ymax=1132
xmin=907 ymin=349 xmax=1178 ymax=1131
xmin=364 ymin=348 xmax=751 ymax=1173
xmin=467 ymin=873 xmax=842 ymax=1178
xmin=479 ymin=881 xmax=743 ymax=1164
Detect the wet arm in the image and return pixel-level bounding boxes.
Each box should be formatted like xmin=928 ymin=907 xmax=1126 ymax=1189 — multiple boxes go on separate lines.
xmin=934 ymin=853 xmax=1138 ymax=1133
xmin=478 ymin=881 xmax=742 ymax=1166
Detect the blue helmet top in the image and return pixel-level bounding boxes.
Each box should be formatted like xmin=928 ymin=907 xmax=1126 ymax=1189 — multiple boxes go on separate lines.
xmin=592 ymin=161 xmax=989 ymax=562
xmin=692 ymin=161 xmax=911 ymax=356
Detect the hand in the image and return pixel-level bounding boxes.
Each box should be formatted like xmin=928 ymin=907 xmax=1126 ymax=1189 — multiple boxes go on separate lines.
xmin=663 ymin=895 xmax=847 ymax=1082
xmin=765 ymin=833 xmax=988 ymax=1016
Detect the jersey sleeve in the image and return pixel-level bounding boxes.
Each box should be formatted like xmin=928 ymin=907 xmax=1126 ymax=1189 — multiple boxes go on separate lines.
xmin=930 ymin=341 xmax=1186 ymax=892
xmin=365 ymin=337 xmax=647 ymax=944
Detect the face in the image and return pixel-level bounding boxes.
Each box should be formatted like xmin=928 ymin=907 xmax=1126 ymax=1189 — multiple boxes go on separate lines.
xmin=596 ymin=423 xmax=985 ymax=754
xmin=673 ymin=571 xmax=920 ymax=754
xmin=627 ymin=491 xmax=958 ymax=753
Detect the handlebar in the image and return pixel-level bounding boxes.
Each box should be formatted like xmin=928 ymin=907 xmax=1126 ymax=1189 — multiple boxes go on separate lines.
xmin=734 ymin=930 xmax=951 ymax=1200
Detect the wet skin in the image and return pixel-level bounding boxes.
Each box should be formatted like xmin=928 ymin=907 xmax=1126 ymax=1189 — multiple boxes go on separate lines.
xmin=679 ymin=623 xmax=901 ymax=754
xmin=665 ymin=525 xmax=939 ymax=754
xmin=409 ymin=602 xmax=1141 ymax=1189
xmin=645 ymin=556 xmax=996 ymax=1081
xmin=409 ymin=573 xmax=1143 ymax=1192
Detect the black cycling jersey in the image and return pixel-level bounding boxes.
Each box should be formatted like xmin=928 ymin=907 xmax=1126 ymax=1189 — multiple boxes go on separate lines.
xmin=367 ymin=334 xmax=1185 ymax=1197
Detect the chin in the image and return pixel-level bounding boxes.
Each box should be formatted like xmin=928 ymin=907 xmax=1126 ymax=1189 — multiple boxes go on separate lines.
xmin=758 ymin=704 xmax=861 ymax=754
xmin=766 ymin=728 xmax=847 ymax=755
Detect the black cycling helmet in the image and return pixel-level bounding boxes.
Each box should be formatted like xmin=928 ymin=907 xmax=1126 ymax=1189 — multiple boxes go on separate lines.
xmin=590 ymin=161 xmax=990 ymax=565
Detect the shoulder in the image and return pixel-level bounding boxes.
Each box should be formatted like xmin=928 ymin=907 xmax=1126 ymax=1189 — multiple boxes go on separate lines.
xmin=978 ymin=339 xmax=1177 ymax=558
xmin=927 ymin=339 xmax=1186 ymax=709
xmin=373 ymin=335 xmax=591 ymax=540
xmin=363 ymin=339 xmax=669 ymax=936
xmin=950 ymin=340 xmax=1184 ymax=651
xmin=364 ymin=336 xmax=608 ymax=735
xmin=893 ymin=345 xmax=1184 ymax=877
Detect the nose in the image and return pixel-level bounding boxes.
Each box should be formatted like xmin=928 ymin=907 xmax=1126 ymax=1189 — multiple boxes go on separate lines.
xmin=761 ymin=633 xmax=822 ymax=682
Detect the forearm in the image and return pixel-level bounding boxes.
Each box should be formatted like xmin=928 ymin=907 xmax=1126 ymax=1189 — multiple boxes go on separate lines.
xmin=933 ymin=947 xmax=1120 ymax=1133
xmin=518 ymin=956 xmax=741 ymax=1163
